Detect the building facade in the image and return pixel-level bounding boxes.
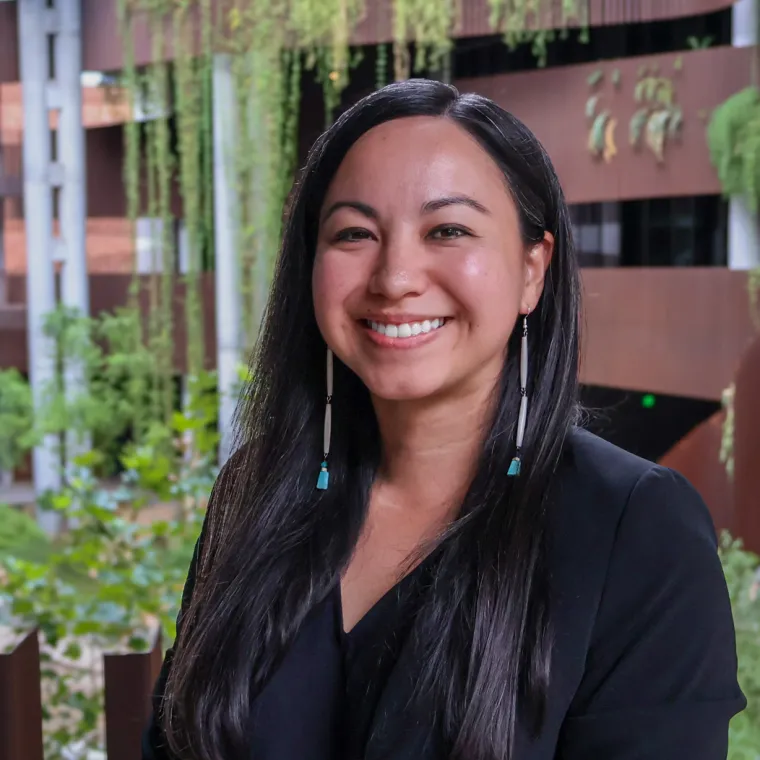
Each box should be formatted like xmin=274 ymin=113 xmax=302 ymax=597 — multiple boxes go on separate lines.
xmin=0 ymin=0 xmax=758 ymax=542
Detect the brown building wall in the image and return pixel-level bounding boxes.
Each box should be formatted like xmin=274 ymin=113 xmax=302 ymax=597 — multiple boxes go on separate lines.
xmin=455 ymin=46 xmax=753 ymax=204
xmin=581 ymin=268 xmax=756 ymax=401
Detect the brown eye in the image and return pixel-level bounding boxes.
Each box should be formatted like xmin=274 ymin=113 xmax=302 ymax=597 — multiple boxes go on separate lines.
xmin=335 ymin=227 xmax=375 ymax=243
xmin=429 ymin=225 xmax=471 ymax=240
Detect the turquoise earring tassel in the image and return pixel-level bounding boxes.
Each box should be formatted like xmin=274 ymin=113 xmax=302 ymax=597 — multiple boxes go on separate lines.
xmin=508 ymin=314 xmax=529 ymax=478
xmin=316 ymin=349 xmax=333 ymax=490
xmin=317 ymin=461 xmax=329 ymax=490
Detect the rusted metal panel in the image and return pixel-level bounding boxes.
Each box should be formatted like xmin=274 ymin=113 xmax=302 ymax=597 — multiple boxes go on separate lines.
xmin=103 ymin=629 xmax=163 ymax=760
xmin=658 ymin=410 xmax=734 ymax=533
xmin=0 ymin=0 xmax=740 ymax=81
xmin=0 ymin=630 xmax=45 ymax=760
xmin=455 ymin=46 xmax=753 ymax=204
xmin=0 ymin=4 xmax=19 ymax=85
xmin=581 ymin=268 xmax=756 ymax=401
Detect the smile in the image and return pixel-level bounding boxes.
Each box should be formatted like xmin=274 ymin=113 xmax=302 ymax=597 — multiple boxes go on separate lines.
xmin=365 ymin=318 xmax=447 ymax=339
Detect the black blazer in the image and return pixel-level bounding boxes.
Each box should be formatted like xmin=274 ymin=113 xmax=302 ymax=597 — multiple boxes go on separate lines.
xmin=144 ymin=428 xmax=745 ymax=759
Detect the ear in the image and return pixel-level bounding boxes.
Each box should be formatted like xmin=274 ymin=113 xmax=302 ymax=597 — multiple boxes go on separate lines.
xmin=521 ymin=232 xmax=554 ymax=315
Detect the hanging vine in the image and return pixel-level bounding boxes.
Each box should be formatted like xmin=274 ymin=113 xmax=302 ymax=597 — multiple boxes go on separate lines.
xmin=391 ymin=0 xmax=459 ymax=82
xmin=172 ymin=1 xmax=211 ymax=382
xmin=488 ymin=0 xmax=590 ymax=67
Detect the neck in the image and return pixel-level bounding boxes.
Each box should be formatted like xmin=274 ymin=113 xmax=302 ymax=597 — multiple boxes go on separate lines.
xmin=372 ymin=382 xmax=496 ymax=515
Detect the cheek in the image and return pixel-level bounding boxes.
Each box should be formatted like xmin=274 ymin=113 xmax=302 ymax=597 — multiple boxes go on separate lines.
xmin=450 ymin=251 xmax=522 ymax=326
xmin=312 ymin=251 xmax=358 ymax=333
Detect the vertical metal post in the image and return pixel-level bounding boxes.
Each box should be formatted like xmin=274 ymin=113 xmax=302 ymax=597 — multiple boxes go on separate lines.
xmin=213 ymin=54 xmax=243 ymax=466
xmin=0 ymin=631 xmax=45 ymax=760
xmin=57 ymin=0 xmax=90 ymax=464
xmin=18 ymin=0 xmax=63 ymax=531
xmin=728 ymin=0 xmax=760 ymax=270
xmin=103 ymin=630 xmax=163 ymax=760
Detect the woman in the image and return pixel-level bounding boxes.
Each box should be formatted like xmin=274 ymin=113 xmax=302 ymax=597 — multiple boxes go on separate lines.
xmin=144 ymin=79 xmax=744 ymax=760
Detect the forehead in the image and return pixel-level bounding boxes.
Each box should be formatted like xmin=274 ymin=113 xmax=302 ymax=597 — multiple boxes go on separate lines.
xmin=323 ymin=116 xmax=511 ymax=209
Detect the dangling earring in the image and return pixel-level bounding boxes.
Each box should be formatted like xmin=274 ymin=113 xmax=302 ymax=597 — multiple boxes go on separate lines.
xmin=317 ymin=348 xmax=333 ymax=490
xmin=508 ymin=313 xmax=529 ymax=477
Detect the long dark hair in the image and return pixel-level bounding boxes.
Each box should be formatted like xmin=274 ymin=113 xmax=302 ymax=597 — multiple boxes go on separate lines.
xmin=163 ymin=79 xmax=581 ymax=760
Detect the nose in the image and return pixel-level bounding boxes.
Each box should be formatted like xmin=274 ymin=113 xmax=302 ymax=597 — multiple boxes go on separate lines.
xmin=368 ymin=234 xmax=428 ymax=301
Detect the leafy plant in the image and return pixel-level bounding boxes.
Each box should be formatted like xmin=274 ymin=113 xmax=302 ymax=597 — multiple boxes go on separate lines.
xmin=0 ymin=368 xmax=35 ymax=472
xmin=0 ymin=405 xmax=217 ymax=759
xmin=720 ymin=533 xmax=760 ymax=758
xmin=687 ymin=35 xmax=714 ymax=50
xmin=488 ymin=0 xmax=590 ymax=67
xmin=707 ymin=87 xmax=760 ymax=212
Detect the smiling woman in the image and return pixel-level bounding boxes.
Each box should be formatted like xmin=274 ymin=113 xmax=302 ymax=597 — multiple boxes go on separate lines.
xmin=142 ymin=80 xmax=744 ymax=760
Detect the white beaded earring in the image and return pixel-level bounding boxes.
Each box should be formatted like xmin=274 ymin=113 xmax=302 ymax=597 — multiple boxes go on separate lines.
xmin=508 ymin=313 xmax=529 ymax=477
xmin=316 ymin=348 xmax=333 ymax=490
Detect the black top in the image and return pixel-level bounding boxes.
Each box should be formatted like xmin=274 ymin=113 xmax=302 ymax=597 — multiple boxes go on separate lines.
xmin=248 ymin=560 xmax=433 ymax=760
xmin=143 ymin=429 xmax=745 ymax=760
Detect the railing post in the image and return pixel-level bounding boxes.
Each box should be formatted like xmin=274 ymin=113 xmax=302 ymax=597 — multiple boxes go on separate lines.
xmin=0 ymin=630 xmax=44 ymax=760
xmin=103 ymin=629 xmax=163 ymax=760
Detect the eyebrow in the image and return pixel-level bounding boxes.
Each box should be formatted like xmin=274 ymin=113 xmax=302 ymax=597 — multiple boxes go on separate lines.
xmin=322 ymin=195 xmax=491 ymax=224
xmin=421 ymin=195 xmax=491 ymax=216
xmin=321 ymin=201 xmax=378 ymax=224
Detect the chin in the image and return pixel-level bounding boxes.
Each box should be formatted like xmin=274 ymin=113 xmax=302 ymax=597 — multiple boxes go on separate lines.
xmin=361 ymin=373 xmax=446 ymax=403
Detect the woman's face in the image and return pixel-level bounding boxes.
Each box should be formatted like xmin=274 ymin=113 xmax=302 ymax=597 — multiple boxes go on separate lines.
xmin=312 ymin=116 xmax=552 ymax=403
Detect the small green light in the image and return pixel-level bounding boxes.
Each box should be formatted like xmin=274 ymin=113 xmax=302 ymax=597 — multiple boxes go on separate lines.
xmin=641 ymin=394 xmax=657 ymax=409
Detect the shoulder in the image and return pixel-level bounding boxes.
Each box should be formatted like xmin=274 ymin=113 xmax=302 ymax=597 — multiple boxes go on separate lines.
xmin=545 ymin=427 xmax=721 ymax=633
xmin=551 ymin=426 xmax=717 ymax=549
xmin=544 ymin=429 xmax=736 ymax=717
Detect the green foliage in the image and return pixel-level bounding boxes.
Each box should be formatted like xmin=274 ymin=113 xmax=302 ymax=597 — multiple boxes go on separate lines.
xmin=488 ymin=0 xmax=589 ymax=67
xmin=0 ymin=390 xmax=218 ymax=758
xmin=391 ymin=0 xmax=457 ymax=81
xmin=0 ymin=368 xmax=34 ymax=472
xmin=0 ymin=503 xmax=52 ymax=564
xmin=707 ymin=87 xmax=760 ymax=212
xmin=721 ymin=383 xmax=736 ymax=481
xmin=720 ymin=533 xmax=760 ymax=758
xmin=687 ymin=34 xmax=714 ymax=50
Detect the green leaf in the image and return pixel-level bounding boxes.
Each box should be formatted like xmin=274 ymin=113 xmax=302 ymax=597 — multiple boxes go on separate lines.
xmin=128 ymin=636 xmax=149 ymax=652
xmin=63 ymin=642 xmax=82 ymax=661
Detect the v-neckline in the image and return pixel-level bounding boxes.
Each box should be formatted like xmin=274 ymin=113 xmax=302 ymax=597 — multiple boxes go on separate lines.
xmin=336 ymin=550 xmax=438 ymax=640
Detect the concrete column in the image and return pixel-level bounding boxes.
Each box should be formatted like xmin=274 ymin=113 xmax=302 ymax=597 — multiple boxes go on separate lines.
xmin=728 ymin=0 xmax=760 ymax=270
xmin=57 ymin=0 xmax=90 ymax=464
xmin=18 ymin=0 xmax=63 ymax=532
xmin=213 ymin=54 xmax=244 ymax=466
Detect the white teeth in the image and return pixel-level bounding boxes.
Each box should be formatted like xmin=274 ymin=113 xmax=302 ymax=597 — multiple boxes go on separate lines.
xmin=366 ymin=318 xmax=447 ymax=339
